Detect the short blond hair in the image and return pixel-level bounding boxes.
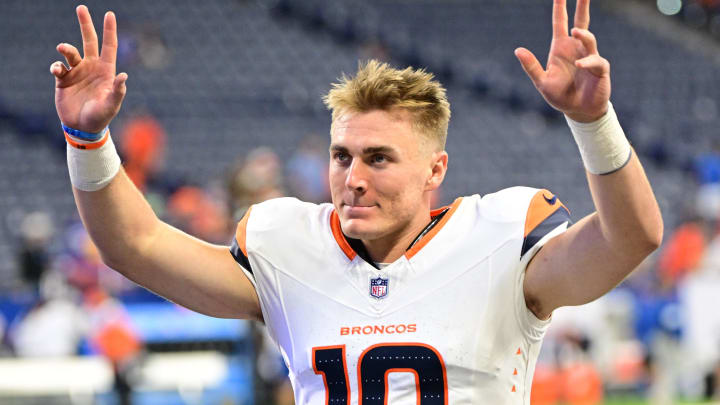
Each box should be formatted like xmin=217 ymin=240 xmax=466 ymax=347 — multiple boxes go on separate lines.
xmin=323 ymin=60 xmax=451 ymax=150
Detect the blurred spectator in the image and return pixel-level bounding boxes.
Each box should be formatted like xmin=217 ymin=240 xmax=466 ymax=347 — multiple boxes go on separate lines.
xmin=9 ymin=274 xmax=87 ymax=357
xmin=17 ymin=211 xmax=54 ymax=291
xmin=167 ymin=185 xmax=231 ymax=244
xmin=84 ymin=288 xmax=142 ymax=405
xmin=254 ymin=328 xmax=294 ymax=405
xmin=286 ymin=135 xmax=330 ymax=203
xmin=227 ymin=147 xmax=285 ymax=221
xmin=116 ymin=23 xmax=171 ymax=70
xmin=631 ymin=266 xmax=684 ymax=405
xmin=656 ymin=217 xmax=708 ymax=285
xmin=0 ymin=311 xmax=8 ymax=356
xmin=10 ymin=299 xmax=87 ymax=357
xmin=138 ymin=27 xmax=172 ymax=70
xmin=119 ymin=112 xmax=167 ymax=191
xmin=56 ymin=221 xmax=134 ymax=295
xmin=695 ymin=183 xmax=720 ymax=226
xmin=694 ymin=143 xmax=720 ymax=230
xmin=675 ymin=228 xmax=720 ymax=401
xmin=693 ymin=142 xmax=720 ymax=185
xmin=117 ymin=30 xmax=139 ymax=69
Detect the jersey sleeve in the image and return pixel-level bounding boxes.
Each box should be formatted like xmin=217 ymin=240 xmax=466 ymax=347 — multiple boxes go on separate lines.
xmin=515 ymin=189 xmax=571 ymax=340
xmin=229 ymin=206 xmax=256 ymax=286
xmin=520 ymin=189 xmax=571 ymax=262
xmin=226 ymin=197 xmax=328 ymax=359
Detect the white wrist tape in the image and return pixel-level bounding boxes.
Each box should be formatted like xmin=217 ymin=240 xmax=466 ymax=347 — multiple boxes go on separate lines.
xmin=565 ymin=102 xmax=632 ymax=175
xmin=67 ymin=133 xmax=121 ymax=191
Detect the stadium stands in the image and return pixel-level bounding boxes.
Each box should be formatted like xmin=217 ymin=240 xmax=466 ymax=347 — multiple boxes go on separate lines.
xmin=0 ymin=0 xmax=707 ymax=263
xmin=1 ymin=0 xmax=719 ymax=402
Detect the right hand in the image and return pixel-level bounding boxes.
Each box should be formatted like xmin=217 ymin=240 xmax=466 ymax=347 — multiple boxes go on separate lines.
xmin=51 ymin=5 xmax=127 ymax=133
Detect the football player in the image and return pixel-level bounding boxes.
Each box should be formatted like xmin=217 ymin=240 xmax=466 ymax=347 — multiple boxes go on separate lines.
xmin=51 ymin=0 xmax=662 ymax=403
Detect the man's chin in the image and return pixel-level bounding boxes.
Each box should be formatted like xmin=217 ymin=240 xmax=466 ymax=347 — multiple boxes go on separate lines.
xmin=340 ymin=218 xmax=382 ymax=241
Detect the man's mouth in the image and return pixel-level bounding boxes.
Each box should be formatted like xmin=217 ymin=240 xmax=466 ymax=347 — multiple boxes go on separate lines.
xmin=342 ymin=202 xmax=377 ymax=217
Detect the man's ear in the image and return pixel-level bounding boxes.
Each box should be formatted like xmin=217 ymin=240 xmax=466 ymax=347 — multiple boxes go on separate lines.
xmin=426 ymin=151 xmax=448 ymax=191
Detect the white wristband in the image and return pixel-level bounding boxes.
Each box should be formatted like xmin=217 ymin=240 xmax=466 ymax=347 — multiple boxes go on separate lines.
xmin=565 ymin=102 xmax=632 ymax=175
xmin=67 ymin=133 xmax=121 ymax=191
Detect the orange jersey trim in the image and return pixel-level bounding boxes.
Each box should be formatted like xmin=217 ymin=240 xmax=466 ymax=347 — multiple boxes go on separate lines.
xmin=235 ymin=206 xmax=253 ymax=257
xmin=330 ymin=210 xmax=357 ymax=260
xmin=524 ymin=190 xmax=569 ymax=238
xmin=329 ymin=197 xmax=463 ymax=262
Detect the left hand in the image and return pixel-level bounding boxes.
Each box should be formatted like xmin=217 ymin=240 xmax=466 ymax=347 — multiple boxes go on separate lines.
xmin=514 ymin=0 xmax=610 ymax=123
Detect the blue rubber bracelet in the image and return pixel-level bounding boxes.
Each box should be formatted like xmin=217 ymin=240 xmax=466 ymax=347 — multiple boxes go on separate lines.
xmin=61 ymin=123 xmax=108 ymax=142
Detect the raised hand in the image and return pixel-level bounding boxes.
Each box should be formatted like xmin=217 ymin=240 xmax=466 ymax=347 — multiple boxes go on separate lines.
xmin=51 ymin=5 xmax=127 ymax=133
xmin=515 ymin=0 xmax=610 ymax=123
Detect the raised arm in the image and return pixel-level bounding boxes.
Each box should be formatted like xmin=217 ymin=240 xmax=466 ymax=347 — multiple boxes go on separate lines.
xmin=515 ymin=0 xmax=663 ymax=319
xmin=51 ymin=6 xmax=261 ymax=319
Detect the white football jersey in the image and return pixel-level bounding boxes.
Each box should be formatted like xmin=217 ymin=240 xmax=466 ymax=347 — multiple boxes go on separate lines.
xmin=230 ymin=187 xmax=570 ymax=405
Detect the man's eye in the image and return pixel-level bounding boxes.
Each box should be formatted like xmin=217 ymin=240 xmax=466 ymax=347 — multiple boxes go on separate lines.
xmin=372 ymin=154 xmax=387 ymax=164
xmin=334 ymin=152 xmax=349 ymax=162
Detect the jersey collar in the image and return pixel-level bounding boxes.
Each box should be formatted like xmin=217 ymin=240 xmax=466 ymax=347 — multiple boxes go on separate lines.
xmin=329 ymin=197 xmax=463 ymax=264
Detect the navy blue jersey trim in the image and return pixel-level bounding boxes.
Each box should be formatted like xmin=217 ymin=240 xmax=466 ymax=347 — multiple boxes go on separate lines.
xmin=346 ymin=237 xmax=376 ymax=269
xmin=406 ymin=208 xmax=448 ymax=251
xmin=230 ymin=238 xmax=253 ymax=275
xmin=521 ymin=207 xmax=571 ymax=257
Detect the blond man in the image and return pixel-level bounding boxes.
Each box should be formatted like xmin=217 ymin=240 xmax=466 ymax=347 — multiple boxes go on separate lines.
xmin=51 ymin=0 xmax=661 ymax=403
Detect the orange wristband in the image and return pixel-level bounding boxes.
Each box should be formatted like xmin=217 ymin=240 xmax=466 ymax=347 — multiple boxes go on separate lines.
xmin=64 ymin=130 xmax=110 ymax=150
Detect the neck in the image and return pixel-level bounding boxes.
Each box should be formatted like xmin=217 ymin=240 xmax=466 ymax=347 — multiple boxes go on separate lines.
xmin=362 ymin=211 xmax=432 ymax=264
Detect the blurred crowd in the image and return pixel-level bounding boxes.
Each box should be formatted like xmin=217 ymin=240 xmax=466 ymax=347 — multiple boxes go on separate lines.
xmin=532 ymin=145 xmax=720 ymax=405
xmin=0 ymin=113 xmax=328 ymax=404
xmin=2 ymin=112 xmax=720 ymax=405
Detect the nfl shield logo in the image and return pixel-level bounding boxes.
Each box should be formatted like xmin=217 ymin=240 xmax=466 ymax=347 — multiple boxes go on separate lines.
xmin=369 ymin=276 xmax=389 ymax=299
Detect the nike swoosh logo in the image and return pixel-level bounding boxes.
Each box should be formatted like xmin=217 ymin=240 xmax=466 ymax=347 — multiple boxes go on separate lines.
xmin=543 ymin=194 xmax=557 ymax=205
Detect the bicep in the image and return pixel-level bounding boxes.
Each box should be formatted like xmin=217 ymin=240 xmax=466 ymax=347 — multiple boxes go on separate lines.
xmin=118 ymin=222 xmax=262 ymax=320
xmin=523 ymin=212 xmax=638 ymax=319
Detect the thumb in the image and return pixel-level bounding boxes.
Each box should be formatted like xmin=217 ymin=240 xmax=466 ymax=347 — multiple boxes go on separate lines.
xmin=514 ymin=47 xmax=544 ymax=88
xmin=111 ymin=72 xmax=128 ymax=106
xmin=575 ymin=54 xmax=609 ymax=78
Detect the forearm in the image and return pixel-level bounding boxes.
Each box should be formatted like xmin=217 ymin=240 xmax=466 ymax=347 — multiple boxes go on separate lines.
xmin=565 ymin=102 xmax=663 ymax=259
xmin=72 ymin=168 xmax=260 ymax=318
xmin=72 ymin=167 xmax=163 ymax=269
xmin=586 ymin=151 xmax=663 ymax=258
xmin=525 ymin=112 xmax=663 ymax=317
xmin=53 ymin=7 xmax=262 ymax=319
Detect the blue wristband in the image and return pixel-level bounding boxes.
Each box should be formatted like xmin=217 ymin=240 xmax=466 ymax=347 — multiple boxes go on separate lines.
xmin=61 ymin=123 xmax=108 ymax=142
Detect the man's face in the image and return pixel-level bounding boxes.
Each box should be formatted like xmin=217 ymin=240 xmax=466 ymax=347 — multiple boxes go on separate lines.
xmin=329 ymin=109 xmax=444 ymax=243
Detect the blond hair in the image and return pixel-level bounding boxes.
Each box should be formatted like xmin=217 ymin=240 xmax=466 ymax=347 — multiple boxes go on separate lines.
xmin=323 ymin=60 xmax=451 ymax=150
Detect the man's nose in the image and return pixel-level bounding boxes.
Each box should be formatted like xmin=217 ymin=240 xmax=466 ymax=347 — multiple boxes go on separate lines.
xmin=345 ymin=160 xmax=368 ymax=193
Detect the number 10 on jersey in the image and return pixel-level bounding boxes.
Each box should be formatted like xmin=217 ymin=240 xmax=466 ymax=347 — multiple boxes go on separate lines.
xmin=312 ymin=343 xmax=448 ymax=405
